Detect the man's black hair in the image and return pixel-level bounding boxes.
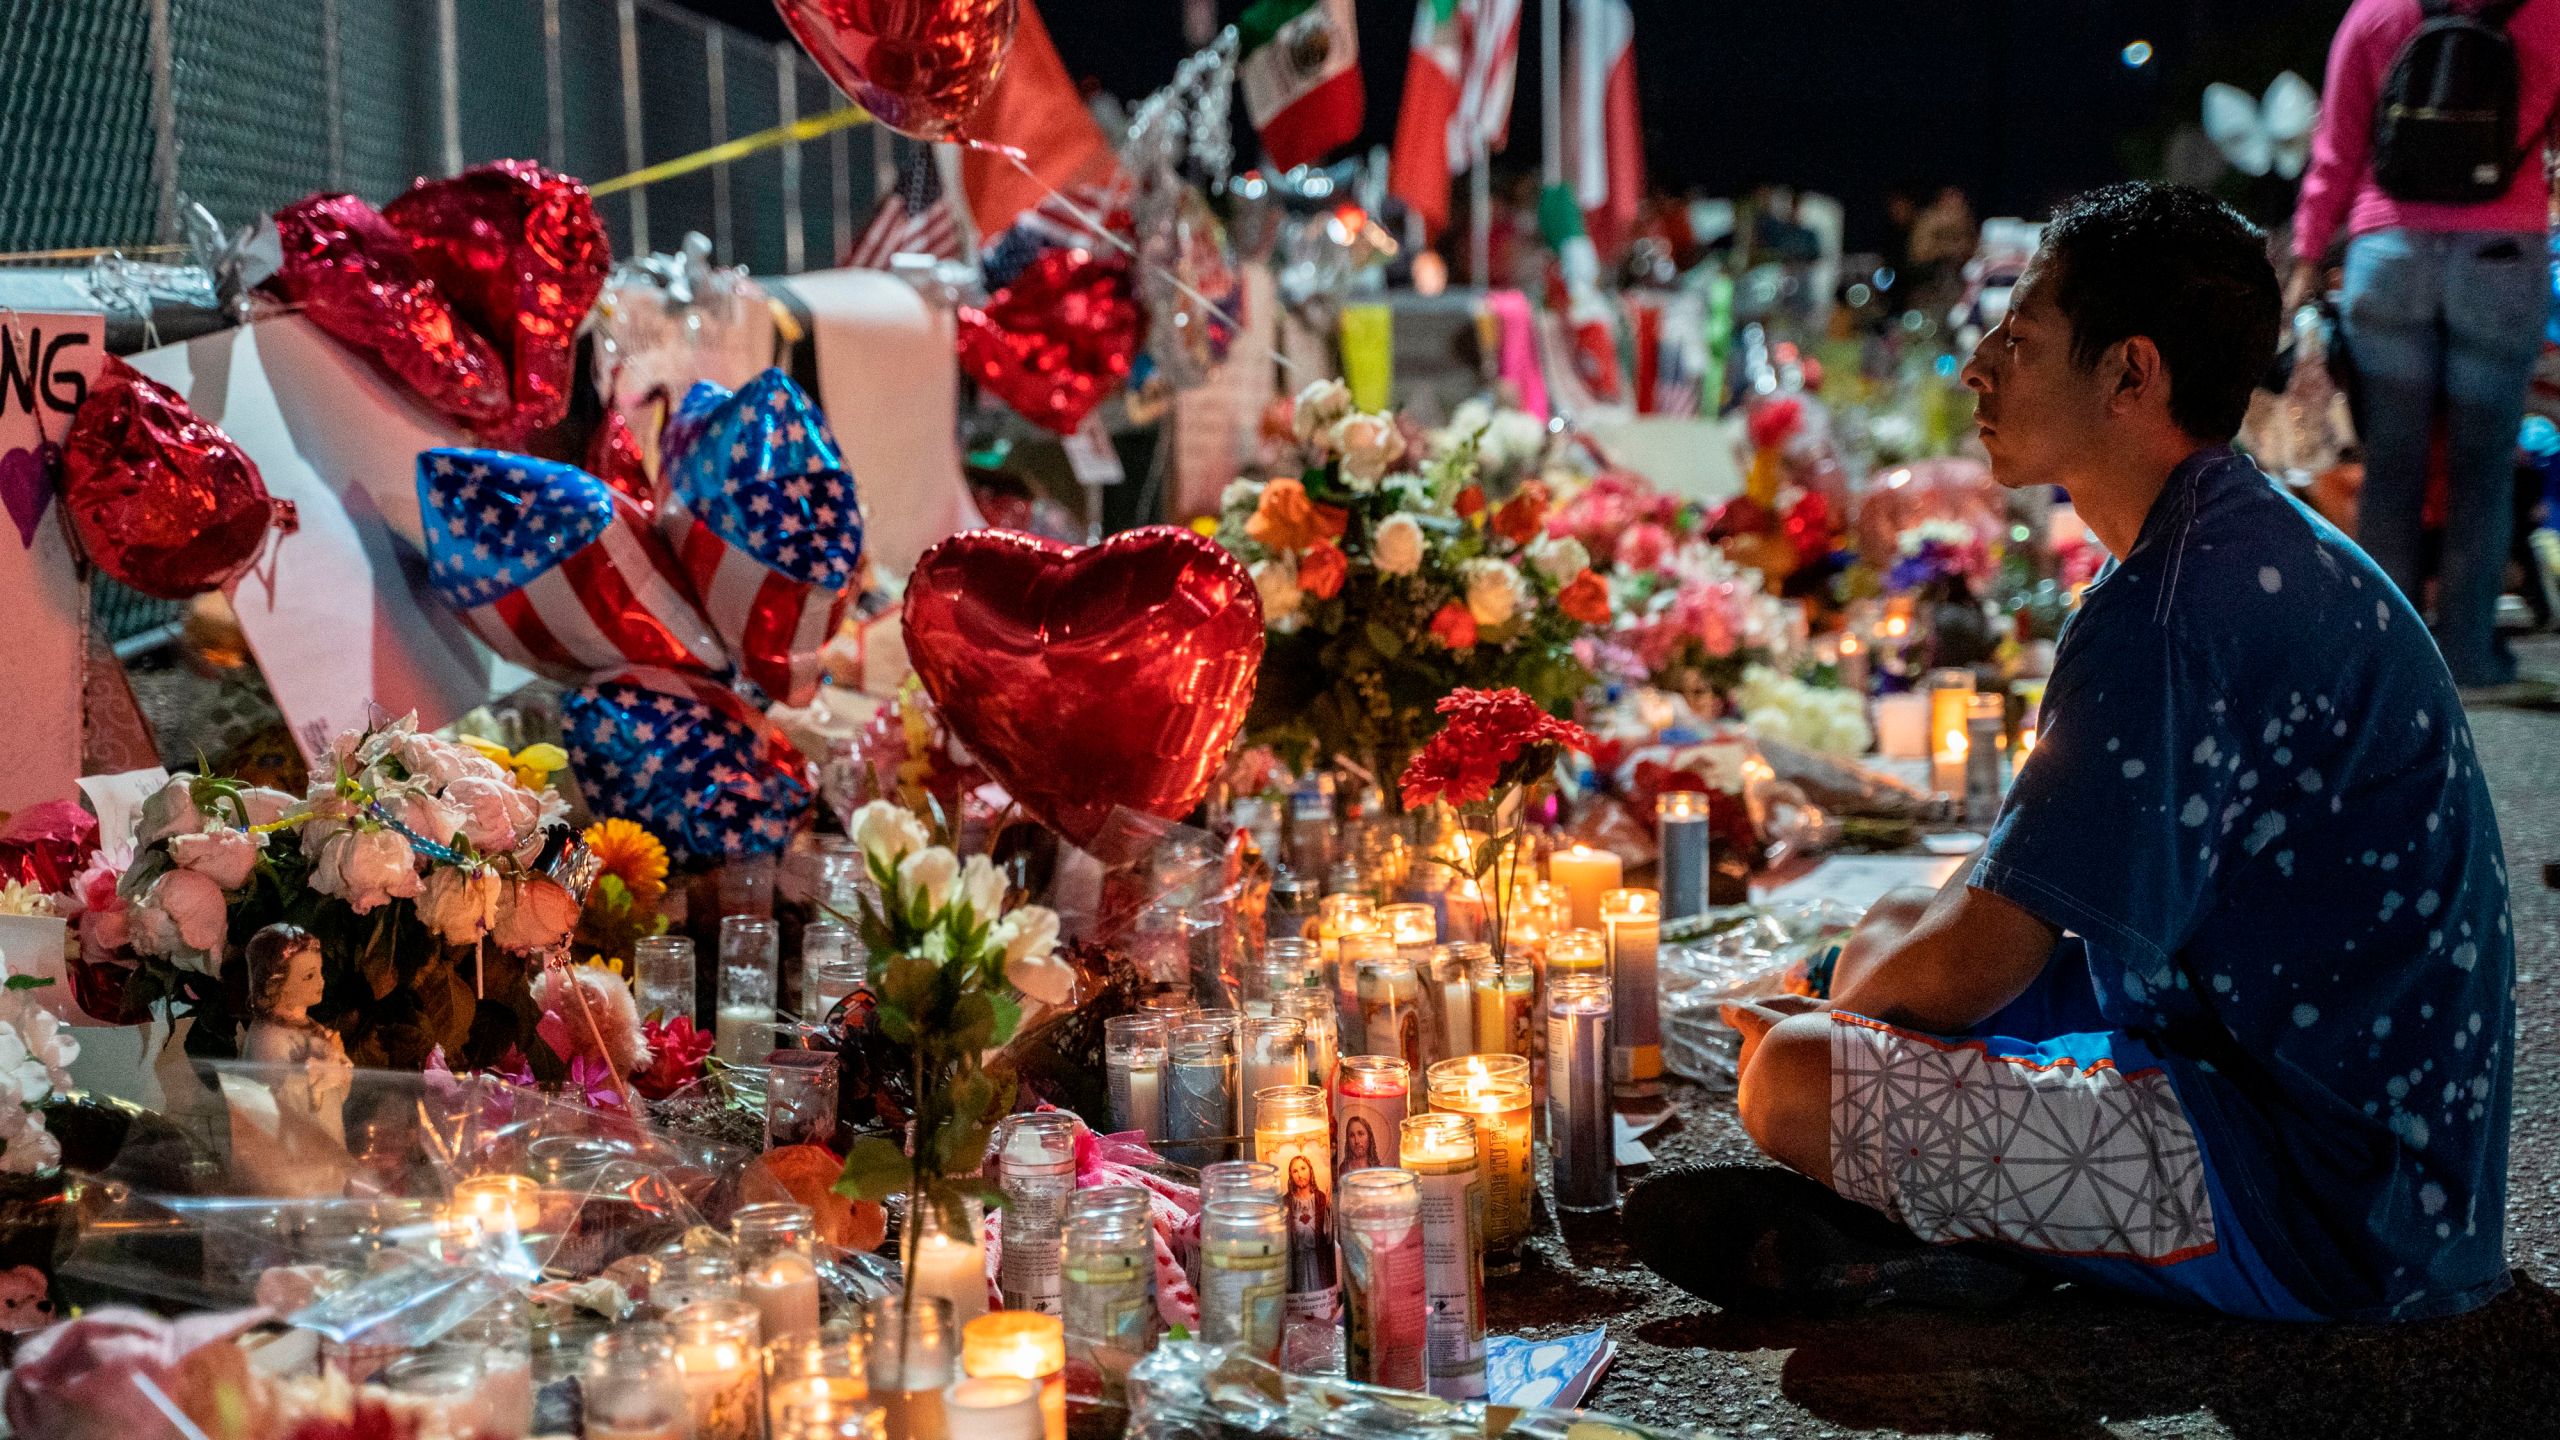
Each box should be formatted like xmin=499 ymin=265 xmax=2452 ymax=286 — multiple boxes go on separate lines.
xmin=2036 ymin=181 xmax=2280 ymax=443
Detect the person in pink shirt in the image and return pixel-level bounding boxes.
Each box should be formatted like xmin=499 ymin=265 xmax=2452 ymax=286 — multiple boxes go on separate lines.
xmin=2291 ymin=0 xmax=2560 ymax=696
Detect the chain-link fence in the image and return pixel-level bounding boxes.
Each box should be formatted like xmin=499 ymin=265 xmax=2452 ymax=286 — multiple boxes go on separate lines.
xmin=0 ymin=0 xmax=882 ymax=270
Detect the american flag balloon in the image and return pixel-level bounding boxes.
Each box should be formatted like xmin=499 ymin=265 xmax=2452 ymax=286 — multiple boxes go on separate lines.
xmin=417 ymin=448 xmax=727 ymax=683
xmin=561 ymin=666 xmax=815 ymax=862
xmin=658 ymin=369 xmax=863 ymax=706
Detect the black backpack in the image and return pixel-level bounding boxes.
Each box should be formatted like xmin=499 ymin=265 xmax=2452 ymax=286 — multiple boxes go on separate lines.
xmin=2372 ymin=0 xmax=2540 ymax=203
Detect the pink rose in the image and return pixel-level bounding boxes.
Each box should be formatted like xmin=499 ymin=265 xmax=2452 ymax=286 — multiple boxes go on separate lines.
xmin=494 ymin=876 xmax=579 ymax=953
xmin=392 ymin=732 xmax=507 ymax=789
xmin=130 ymin=869 xmax=228 ymax=970
xmin=443 ymin=774 xmax=542 ymax=855
xmin=232 ymin=786 xmax=298 ymax=828
xmin=133 ymin=776 xmax=205 ymax=847
xmin=387 ymin=788 xmax=465 ymax=852
xmin=168 ymin=827 xmax=259 ymax=890
xmin=309 ymin=826 xmax=421 ymax=913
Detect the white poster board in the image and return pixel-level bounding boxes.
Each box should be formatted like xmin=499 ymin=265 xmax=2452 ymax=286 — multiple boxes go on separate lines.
xmin=125 ymin=318 xmax=531 ymax=757
xmin=0 ymin=311 xmax=104 ymax=812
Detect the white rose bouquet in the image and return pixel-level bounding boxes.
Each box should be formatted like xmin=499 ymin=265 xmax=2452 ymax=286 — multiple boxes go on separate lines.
xmin=110 ymin=715 xmax=583 ymax=1071
xmin=830 ymin=798 xmax=1071 ymax=1234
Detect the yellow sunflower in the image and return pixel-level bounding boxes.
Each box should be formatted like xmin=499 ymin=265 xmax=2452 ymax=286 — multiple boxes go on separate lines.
xmin=584 ymin=818 xmax=670 ymax=907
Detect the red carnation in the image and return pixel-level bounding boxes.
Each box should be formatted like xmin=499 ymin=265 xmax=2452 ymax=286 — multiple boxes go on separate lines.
xmin=634 ymin=1013 xmax=717 ymax=1099
xmin=1400 ymin=687 xmax=1596 ymax=811
xmin=1428 ymin=601 xmax=1479 ymax=651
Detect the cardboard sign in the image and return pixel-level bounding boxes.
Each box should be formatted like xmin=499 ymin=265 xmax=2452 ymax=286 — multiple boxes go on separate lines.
xmin=0 ymin=311 xmax=105 ymax=814
xmin=1063 ymin=417 xmax=1128 ymax=486
xmin=125 ymin=318 xmax=530 ymax=758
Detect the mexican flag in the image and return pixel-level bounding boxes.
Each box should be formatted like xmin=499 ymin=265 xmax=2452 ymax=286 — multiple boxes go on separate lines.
xmin=1239 ymin=0 xmax=1365 ymax=172
xmin=1389 ymin=0 xmax=1521 ymax=240
xmin=1564 ymin=0 xmax=1643 ymax=260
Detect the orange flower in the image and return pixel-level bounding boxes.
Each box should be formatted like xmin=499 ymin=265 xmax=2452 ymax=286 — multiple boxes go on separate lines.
xmin=583 ymin=818 xmax=669 ymax=908
xmin=1298 ymin=540 xmax=1348 ymax=600
xmin=1429 ymin=601 xmax=1479 ymax=650
xmin=1492 ymin=480 xmax=1550 ymax=545
xmin=1453 ymin=485 xmax=1486 ymax=520
xmin=1245 ymin=478 xmax=1350 ymax=552
xmin=1556 ymin=567 xmax=1613 ymax=625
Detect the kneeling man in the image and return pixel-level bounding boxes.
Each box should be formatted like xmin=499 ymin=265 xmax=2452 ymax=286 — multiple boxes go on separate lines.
xmin=1638 ymin=183 xmax=2513 ymax=1322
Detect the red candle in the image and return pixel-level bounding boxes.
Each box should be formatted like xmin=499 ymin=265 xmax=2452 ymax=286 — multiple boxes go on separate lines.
xmin=1332 ymin=1055 xmax=1408 ymax=1176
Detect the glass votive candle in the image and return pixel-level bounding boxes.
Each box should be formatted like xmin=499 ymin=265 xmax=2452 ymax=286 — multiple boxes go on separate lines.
xmin=653 ymin=1249 xmax=742 ymax=1314
xmin=767 ymin=1050 xmax=842 ymax=1151
xmin=903 ymin=1194 xmax=989 ymax=1330
xmin=1253 ymin=1085 xmax=1336 ymax=1324
xmin=1238 ymin=1015 xmax=1308 ymax=1099
xmin=1468 ymin=949 xmax=1535 ymax=1064
xmin=996 ymin=1112 xmax=1080 ymax=1315
xmin=584 ymin=1326 xmax=688 ymax=1440
xmin=1315 ymin=892 xmax=1378 ymax=975
xmin=1062 ymin=1201 xmax=1155 ymax=1402
xmin=1276 ymin=990 xmax=1338 ymax=1089
xmin=944 ymin=1375 xmax=1042 ymax=1440
xmin=633 ymin=934 xmax=698 ymax=1025
xmin=1400 ymin=1112 xmax=1487 ymax=1400
xmin=717 ymin=916 xmax=782 ymax=1064
xmin=449 ymin=1173 xmax=541 ymax=1237
xmin=962 ymin=1311 xmax=1066 ymax=1440
xmin=1350 ymin=939 xmax=1422 ymax=1073
xmin=1197 ymin=1158 xmax=1282 ymax=1207
xmin=764 ymin=1321 xmax=867 ymax=1440
xmin=1546 ymin=927 xmax=1605 ymax=982
xmin=1335 ymin=1168 xmax=1428 ymax=1391
xmin=1331 ymin=1055 xmax=1407 ymax=1175
xmin=734 ymin=1202 xmax=823 ymax=1344
xmin=802 ymin=919 xmax=862 ymax=1023
xmin=1164 ymin=1015 xmax=1239 ymax=1168
xmin=670 ymin=1299 xmax=765 ymax=1440
xmin=1601 ymin=887 xmax=1663 ymax=1101
xmin=1197 ymin=1197 xmax=1287 ymax=1364
xmin=379 ymin=1351 xmax=492 ymax=1440
xmin=433 ymin=1294 xmax=531 ymax=1439
xmin=864 ymin=1294 xmax=955 ymax=1440
xmin=1427 ymin=1054 xmax=1534 ymax=1275
xmin=1103 ymin=1013 xmax=1170 ymax=1139
xmin=1546 ymin=975 xmax=1616 ymax=1212
xmin=1424 ymin=943 xmax=1482 ymax=1064
xmin=1380 ymin=901 xmax=1438 ymax=959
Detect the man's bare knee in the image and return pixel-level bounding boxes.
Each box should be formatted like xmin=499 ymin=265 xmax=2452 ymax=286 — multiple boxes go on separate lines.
xmin=1736 ymin=1013 xmax=1834 ymax=1185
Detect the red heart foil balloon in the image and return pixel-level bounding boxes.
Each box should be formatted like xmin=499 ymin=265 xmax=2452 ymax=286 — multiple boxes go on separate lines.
xmin=62 ymin=358 xmax=299 ymax=600
xmin=902 ymin=525 xmax=1264 ymax=848
xmin=955 ymin=248 xmax=1142 ymax=435
xmin=773 ymin=0 xmax=1019 ymax=141
xmin=270 ymin=192 xmax=515 ymax=432
xmin=384 ymin=160 xmax=611 ymax=445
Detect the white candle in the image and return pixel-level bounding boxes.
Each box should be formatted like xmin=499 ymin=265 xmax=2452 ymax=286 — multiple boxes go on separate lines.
xmin=1125 ymin=1062 xmax=1163 ymax=1138
xmin=911 ymin=1229 xmax=990 ymax=1330
xmin=477 ymin=1348 xmax=533 ymax=1439
xmin=1875 ymin=692 xmax=1929 ymax=759
xmin=945 ymin=1376 xmax=1042 ymax=1440
xmin=1602 ymin=889 xmax=1663 ymax=1100
xmin=1548 ymin=846 xmax=1623 ymax=932
xmin=670 ymin=1302 xmax=763 ymax=1440
xmin=715 ymin=1002 xmax=773 ymax=1064
xmin=746 ymin=1250 xmax=822 ymax=1344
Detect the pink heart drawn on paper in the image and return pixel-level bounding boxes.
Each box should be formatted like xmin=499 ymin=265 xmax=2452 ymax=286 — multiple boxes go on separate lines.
xmin=0 ymin=445 xmax=58 ymax=549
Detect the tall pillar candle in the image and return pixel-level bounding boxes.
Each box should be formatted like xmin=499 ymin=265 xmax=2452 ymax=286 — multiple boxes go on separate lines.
xmin=1548 ymin=846 xmax=1622 ymax=932
xmin=1335 ymin=1169 xmax=1429 ymax=1391
xmin=1400 ymin=1113 xmax=1487 ymax=1400
xmin=1198 ymin=1197 xmax=1287 ymax=1364
xmin=1276 ymin=991 xmax=1338 ymax=1090
xmin=1061 ymin=1201 xmax=1155 ymax=1402
xmin=1239 ymin=1016 xmax=1308 ymax=1100
xmin=1546 ymin=976 xmax=1615 ymax=1212
xmin=1422 ymin=943 xmax=1479 ymax=1066
xmin=1329 ymin=916 xmax=1385 ymax=1040
xmin=1353 ymin=944 xmax=1425 ymax=1076
xmin=1601 ymin=888 xmax=1663 ymax=1101
xmin=715 ymin=916 xmax=781 ymax=1065
xmin=1655 ymin=791 xmax=1711 ymax=922
xmin=996 ymin=1113 xmax=1078 ymax=1315
xmin=1426 ymin=1055 xmax=1533 ymax=1277
xmin=1331 ymin=1055 xmax=1407 ymax=1175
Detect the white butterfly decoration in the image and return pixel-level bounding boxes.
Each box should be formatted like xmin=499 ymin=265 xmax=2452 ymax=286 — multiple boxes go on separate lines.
xmin=2203 ymin=71 xmax=2321 ymax=179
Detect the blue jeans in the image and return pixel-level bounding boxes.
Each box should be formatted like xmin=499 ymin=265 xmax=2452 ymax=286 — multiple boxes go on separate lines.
xmin=2340 ymin=228 xmax=2550 ymax=687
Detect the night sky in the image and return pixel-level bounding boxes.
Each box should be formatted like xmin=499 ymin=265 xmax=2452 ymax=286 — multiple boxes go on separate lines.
xmin=692 ymin=0 xmax=2348 ymax=249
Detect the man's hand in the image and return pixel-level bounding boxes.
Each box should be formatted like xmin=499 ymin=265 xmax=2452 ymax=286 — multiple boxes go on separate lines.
xmin=2282 ymin=259 xmax=2324 ymax=315
xmin=1723 ymin=993 xmax=1830 ymax=1075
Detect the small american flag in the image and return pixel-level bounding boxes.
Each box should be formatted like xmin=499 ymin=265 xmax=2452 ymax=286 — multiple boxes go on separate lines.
xmin=417 ymin=449 xmax=727 ymax=681
xmin=979 ymin=180 xmax=1125 ymax=289
xmin=658 ymin=371 xmax=863 ymax=707
xmin=845 ymin=150 xmax=961 ymax=270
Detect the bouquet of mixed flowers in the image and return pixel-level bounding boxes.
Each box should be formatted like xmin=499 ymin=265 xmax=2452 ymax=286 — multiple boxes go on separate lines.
xmin=1216 ymin=381 xmax=1608 ymax=801
xmin=89 ymin=716 xmax=584 ymax=1069
xmin=1886 ymin=519 xmax=1996 ymax=596
xmin=1585 ymin=537 xmax=1793 ymax=704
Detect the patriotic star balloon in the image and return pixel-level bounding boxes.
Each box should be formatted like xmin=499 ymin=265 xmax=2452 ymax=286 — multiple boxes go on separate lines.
xmin=417 ymin=448 xmax=727 ymax=683
xmin=658 ymin=369 xmax=864 ymax=706
xmin=561 ymin=666 xmax=816 ymax=862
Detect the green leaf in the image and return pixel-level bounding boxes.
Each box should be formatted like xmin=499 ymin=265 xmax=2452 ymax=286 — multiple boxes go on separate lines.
xmin=881 ymin=955 xmax=940 ymax=1013
xmin=877 ymin=1003 xmax=915 ymax=1046
xmin=3 ymin=976 xmax=53 ymax=991
xmin=986 ymin=990 xmax=1022 ymax=1049
xmin=832 ymin=1137 xmax=914 ymax=1201
xmin=1363 ymin=620 xmax=1405 ymax=660
xmin=948 ymin=991 xmax=996 ymax=1056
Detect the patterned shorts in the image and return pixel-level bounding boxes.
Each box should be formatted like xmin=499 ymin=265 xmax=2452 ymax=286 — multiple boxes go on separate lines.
xmin=1828 ymin=1011 xmax=2219 ymax=1264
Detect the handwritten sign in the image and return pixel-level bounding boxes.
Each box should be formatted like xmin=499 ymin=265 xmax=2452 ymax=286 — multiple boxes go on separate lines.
xmin=0 ymin=311 xmax=104 ymax=814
